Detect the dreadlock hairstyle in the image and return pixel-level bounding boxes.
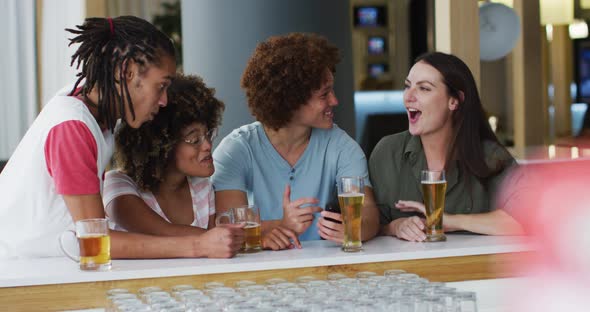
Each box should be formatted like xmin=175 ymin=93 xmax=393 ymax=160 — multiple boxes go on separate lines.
xmin=66 ymin=16 xmax=175 ymax=131
xmin=114 ymin=74 xmax=225 ymax=191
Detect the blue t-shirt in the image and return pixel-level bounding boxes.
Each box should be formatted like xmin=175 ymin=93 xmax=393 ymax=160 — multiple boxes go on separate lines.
xmin=212 ymin=121 xmax=370 ymax=241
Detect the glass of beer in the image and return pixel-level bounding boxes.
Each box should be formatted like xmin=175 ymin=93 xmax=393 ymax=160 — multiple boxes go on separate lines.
xmin=421 ymin=170 xmax=447 ymax=242
xmin=59 ymin=218 xmax=111 ymax=271
xmin=216 ymin=205 xmax=261 ymax=253
xmin=337 ymin=176 xmax=364 ymax=252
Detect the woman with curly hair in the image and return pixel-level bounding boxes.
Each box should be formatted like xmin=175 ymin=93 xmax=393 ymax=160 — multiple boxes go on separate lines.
xmin=102 ymin=74 xmax=245 ymax=258
xmin=212 ymin=33 xmax=380 ymax=250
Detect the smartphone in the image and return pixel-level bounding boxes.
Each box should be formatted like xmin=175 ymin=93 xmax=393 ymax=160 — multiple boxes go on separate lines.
xmin=324 ymin=201 xmax=342 ymax=224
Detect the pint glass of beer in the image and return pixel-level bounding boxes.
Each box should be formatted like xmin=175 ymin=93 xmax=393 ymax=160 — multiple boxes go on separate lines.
xmin=421 ymin=170 xmax=447 ymax=242
xmin=216 ymin=205 xmax=261 ymax=253
xmin=337 ymin=176 xmax=364 ymax=252
xmin=59 ymin=218 xmax=111 ymax=271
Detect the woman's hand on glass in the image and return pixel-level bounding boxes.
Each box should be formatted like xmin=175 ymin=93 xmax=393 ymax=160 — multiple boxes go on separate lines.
xmin=199 ymin=224 xmax=245 ymax=258
xmin=395 ymin=200 xmax=454 ymax=231
xmin=389 ymin=217 xmax=426 ymax=242
xmin=395 ymin=200 xmax=426 ymax=215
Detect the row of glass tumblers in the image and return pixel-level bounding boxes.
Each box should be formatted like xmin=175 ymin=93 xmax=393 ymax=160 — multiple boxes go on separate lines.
xmin=105 ymin=269 xmax=478 ymax=312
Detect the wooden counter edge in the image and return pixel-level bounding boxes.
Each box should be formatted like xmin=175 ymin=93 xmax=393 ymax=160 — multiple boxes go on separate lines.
xmin=0 ymin=251 xmax=531 ymax=311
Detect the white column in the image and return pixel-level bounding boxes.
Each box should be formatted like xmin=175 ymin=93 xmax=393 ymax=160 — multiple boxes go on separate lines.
xmin=41 ymin=0 xmax=85 ymax=106
xmin=0 ymin=0 xmax=38 ymax=159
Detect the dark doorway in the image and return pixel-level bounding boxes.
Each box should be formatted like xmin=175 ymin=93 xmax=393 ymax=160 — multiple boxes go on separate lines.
xmin=409 ymin=0 xmax=431 ymax=63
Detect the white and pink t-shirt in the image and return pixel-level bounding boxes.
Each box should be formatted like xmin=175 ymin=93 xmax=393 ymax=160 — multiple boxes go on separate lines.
xmin=103 ymin=171 xmax=215 ymax=231
xmin=0 ymin=85 xmax=115 ymax=259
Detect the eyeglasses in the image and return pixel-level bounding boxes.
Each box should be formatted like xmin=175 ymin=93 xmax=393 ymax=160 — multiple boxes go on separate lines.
xmin=183 ymin=128 xmax=218 ymax=146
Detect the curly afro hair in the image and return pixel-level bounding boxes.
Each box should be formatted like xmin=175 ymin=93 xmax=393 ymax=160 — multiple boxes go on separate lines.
xmin=241 ymin=33 xmax=340 ymax=130
xmin=114 ymin=73 xmax=225 ymax=191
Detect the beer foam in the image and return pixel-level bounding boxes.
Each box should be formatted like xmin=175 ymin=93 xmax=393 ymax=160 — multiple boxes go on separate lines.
xmin=244 ymin=221 xmax=260 ymax=228
xmin=338 ymin=192 xmax=364 ymax=197
xmin=78 ymin=234 xmax=109 ymax=238
xmin=420 ymin=180 xmax=446 ymax=184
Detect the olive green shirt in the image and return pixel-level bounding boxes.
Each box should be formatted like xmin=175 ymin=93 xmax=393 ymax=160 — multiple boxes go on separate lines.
xmin=369 ymin=131 xmax=516 ymax=225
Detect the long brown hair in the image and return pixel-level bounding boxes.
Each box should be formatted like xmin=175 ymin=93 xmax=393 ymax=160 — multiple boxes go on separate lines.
xmin=415 ymin=52 xmax=510 ymax=179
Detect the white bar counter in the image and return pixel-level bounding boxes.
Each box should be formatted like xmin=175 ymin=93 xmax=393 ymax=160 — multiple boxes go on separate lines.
xmin=0 ymin=234 xmax=532 ymax=311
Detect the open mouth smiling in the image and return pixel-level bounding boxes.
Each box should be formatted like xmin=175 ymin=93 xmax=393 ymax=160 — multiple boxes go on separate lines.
xmin=408 ymin=108 xmax=422 ymax=122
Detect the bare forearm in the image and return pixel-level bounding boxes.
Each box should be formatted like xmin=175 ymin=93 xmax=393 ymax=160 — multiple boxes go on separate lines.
xmin=361 ymin=221 xmax=378 ymax=241
xmin=380 ymin=219 xmax=399 ymax=237
xmin=151 ymin=224 xmax=207 ymax=237
xmin=261 ymin=220 xmax=282 ymax=234
xmin=110 ymin=231 xmax=202 ymax=259
xmin=109 ymin=195 xmax=208 ymax=237
xmin=361 ymin=188 xmax=380 ymax=241
xmin=361 ymin=209 xmax=379 ymax=241
xmin=445 ymin=210 xmax=524 ymax=235
xmin=113 ymin=218 xmax=207 ymax=237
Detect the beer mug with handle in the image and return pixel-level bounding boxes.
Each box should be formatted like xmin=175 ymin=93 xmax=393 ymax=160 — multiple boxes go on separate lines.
xmin=338 ymin=176 xmax=364 ymax=252
xmin=421 ymin=170 xmax=447 ymax=242
xmin=59 ymin=218 xmax=111 ymax=271
xmin=216 ymin=205 xmax=261 ymax=253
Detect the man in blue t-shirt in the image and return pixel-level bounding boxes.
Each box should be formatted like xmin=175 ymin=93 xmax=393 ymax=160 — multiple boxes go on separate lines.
xmin=212 ymin=33 xmax=380 ymax=250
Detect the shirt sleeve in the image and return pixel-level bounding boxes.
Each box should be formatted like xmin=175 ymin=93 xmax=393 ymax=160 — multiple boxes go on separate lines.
xmin=334 ymin=130 xmax=372 ymax=188
xmin=211 ymin=135 xmax=250 ymax=192
xmin=208 ymin=183 xmax=216 ymax=216
xmin=369 ymin=137 xmax=394 ymax=225
xmin=484 ymin=141 xmax=519 ymax=212
xmin=44 ymin=120 xmax=99 ymax=195
xmin=494 ymin=165 xmax=531 ymax=224
xmin=102 ymin=170 xmax=142 ymax=217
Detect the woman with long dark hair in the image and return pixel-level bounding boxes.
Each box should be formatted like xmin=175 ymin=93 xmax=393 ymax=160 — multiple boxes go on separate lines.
xmin=370 ymin=52 xmax=523 ymax=242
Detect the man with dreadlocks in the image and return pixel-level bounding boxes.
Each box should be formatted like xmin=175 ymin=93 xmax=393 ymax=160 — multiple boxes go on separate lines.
xmin=0 ymin=16 xmax=241 ymax=259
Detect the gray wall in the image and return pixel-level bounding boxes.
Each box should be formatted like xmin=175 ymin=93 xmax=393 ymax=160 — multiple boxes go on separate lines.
xmin=181 ymin=0 xmax=355 ymax=142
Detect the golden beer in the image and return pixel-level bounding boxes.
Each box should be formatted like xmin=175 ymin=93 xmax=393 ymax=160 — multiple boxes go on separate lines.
xmin=216 ymin=205 xmax=262 ymax=253
xmin=242 ymin=221 xmax=262 ymax=253
xmin=338 ymin=193 xmax=364 ymax=252
xmin=421 ymin=181 xmax=447 ymax=242
xmin=78 ymin=234 xmax=111 ymax=270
